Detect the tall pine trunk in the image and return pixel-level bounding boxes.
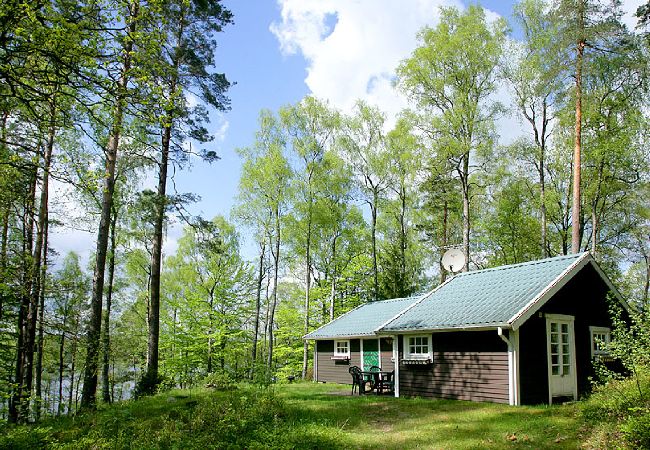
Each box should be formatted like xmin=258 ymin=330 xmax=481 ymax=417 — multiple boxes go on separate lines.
xmin=81 ymin=0 xmax=138 ymax=409
xmin=572 ymin=1 xmax=585 ymax=254
xmin=143 ymin=115 xmax=170 ymax=392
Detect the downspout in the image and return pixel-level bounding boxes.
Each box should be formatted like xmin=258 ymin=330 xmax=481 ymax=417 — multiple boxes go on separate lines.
xmin=498 ymin=327 xmax=520 ymax=406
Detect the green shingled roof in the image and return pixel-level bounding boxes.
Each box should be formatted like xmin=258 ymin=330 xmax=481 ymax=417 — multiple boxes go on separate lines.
xmin=304 ymin=296 xmax=419 ymax=339
xmin=380 ymin=253 xmax=585 ymax=332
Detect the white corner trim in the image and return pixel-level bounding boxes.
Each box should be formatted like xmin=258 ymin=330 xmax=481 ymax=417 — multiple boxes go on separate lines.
xmin=313 ymin=340 xmax=318 ymax=382
xmin=498 ymin=327 xmax=520 ymax=406
xmin=374 ymin=276 xmax=458 ymax=333
xmin=509 ymin=253 xmax=591 ymax=330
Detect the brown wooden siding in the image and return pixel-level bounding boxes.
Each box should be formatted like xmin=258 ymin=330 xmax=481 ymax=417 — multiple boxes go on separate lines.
xmin=315 ymin=339 xmax=360 ymax=384
xmin=399 ymin=331 xmax=509 ymax=403
xmin=380 ymin=337 xmax=395 ymax=372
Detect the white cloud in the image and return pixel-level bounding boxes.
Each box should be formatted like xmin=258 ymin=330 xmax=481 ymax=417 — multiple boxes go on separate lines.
xmin=270 ymin=0 xmax=463 ymax=120
xmin=214 ymin=117 xmax=230 ymax=143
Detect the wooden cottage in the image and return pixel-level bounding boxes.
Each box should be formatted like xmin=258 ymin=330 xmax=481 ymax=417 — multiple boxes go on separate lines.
xmin=305 ymin=253 xmax=629 ymax=405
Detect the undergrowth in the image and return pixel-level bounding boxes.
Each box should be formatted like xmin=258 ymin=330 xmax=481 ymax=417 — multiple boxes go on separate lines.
xmin=581 ymin=368 xmax=650 ymax=448
xmin=0 ymin=386 xmax=285 ymax=450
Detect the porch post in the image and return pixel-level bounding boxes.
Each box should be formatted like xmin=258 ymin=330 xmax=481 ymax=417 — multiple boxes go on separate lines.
xmin=498 ymin=327 xmax=520 ymax=406
xmin=393 ymin=335 xmax=399 ymax=398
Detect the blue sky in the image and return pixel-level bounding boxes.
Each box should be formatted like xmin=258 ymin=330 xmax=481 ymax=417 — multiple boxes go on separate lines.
xmin=50 ymin=0 xmax=644 ymax=264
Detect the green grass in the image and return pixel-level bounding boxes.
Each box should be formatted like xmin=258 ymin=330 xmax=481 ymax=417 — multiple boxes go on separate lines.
xmin=0 ymin=382 xmax=585 ymax=449
xmin=278 ymin=383 xmax=581 ymax=449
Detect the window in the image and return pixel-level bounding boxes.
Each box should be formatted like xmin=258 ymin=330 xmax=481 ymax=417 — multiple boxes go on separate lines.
xmin=405 ymin=335 xmax=432 ymax=360
xmin=589 ymin=326 xmax=611 ymax=358
xmin=334 ymin=340 xmax=350 ymax=358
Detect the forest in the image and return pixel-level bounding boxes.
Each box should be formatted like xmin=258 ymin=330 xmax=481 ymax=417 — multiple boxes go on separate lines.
xmin=0 ymin=0 xmax=649 ymax=426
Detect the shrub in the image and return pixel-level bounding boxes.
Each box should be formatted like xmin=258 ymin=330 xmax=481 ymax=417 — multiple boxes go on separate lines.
xmin=133 ymin=371 xmax=166 ymax=398
xmin=203 ymin=371 xmax=236 ymax=390
xmin=581 ymin=298 xmax=650 ymax=448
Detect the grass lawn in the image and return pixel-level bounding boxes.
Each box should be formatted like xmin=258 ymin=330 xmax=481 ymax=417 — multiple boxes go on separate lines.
xmin=279 ymin=383 xmax=581 ymax=449
xmin=0 ymin=382 xmax=585 ymax=449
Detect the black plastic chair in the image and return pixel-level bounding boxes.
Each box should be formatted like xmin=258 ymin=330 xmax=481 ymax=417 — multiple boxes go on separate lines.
xmin=349 ymin=366 xmax=361 ymax=395
xmin=349 ymin=366 xmax=370 ymax=395
xmin=376 ymin=370 xmax=395 ymax=395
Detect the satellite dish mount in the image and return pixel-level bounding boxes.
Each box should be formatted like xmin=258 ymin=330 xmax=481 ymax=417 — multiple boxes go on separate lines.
xmin=442 ymin=248 xmax=466 ymax=273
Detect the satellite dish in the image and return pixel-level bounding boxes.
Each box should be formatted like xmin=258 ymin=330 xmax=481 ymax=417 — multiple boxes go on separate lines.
xmin=442 ymin=248 xmax=466 ymax=273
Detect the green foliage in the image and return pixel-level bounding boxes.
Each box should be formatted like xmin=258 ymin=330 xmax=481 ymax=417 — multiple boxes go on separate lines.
xmin=580 ymin=299 xmax=650 ymax=448
xmin=203 ymin=372 xmax=236 ymax=390
xmin=581 ymin=370 xmax=650 ymax=448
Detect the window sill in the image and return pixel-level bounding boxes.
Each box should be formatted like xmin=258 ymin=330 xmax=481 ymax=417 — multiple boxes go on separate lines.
xmin=402 ymin=358 xmax=433 ymax=365
xmin=330 ymin=355 xmax=350 ymax=361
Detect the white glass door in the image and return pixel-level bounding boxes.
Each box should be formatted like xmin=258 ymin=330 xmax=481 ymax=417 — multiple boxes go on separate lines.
xmin=546 ymin=315 xmax=577 ymax=402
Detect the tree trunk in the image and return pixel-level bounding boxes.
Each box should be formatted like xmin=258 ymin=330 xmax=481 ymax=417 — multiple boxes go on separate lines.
xmin=9 ymin=166 xmax=37 ymax=423
xmin=81 ymin=0 xmax=138 ymax=410
xmin=35 ymin=209 xmax=49 ymax=420
xmin=371 ymin=190 xmax=379 ymax=300
xmin=439 ymin=199 xmax=448 ymax=284
xmin=144 ymin=115 xmax=170 ymax=392
xmin=20 ymin=104 xmax=56 ymax=422
xmin=102 ymin=213 xmax=117 ymax=403
xmin=399 ymin=184 xmax=407 ymax=296
xmin=572 ymin=2 xmax=585 ymax=254
xmin=267 ymin=210 xmax=281 ymax=370
xmin=539 ymin=101 xmax=548 ymax=258
xmin=461 ymin=153 xmax=471 ymax=272
xmin=57 ymin=330 xmax=65 ymax=416
xmin=329 ymin=235 xmax=338 ymax=321
xmin=68 ymin=336 xmax=76 ymax=414
xmin=0 ymin=204 xmax=7 ymax=321
xmin=251 ymin=239 xmax=265 ymax=375
xmin=302 ymin=211 xmax=312 ymax=379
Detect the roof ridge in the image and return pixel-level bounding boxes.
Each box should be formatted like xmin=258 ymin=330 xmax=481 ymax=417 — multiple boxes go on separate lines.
xmin=456 ymin=252 xmax=585 ymax=278
xmin=373 ymin=296 xmax=420 ymax=304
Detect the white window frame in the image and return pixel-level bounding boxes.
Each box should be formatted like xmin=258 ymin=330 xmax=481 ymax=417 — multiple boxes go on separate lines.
xmin=404 ymin=334 xmax=432 ymax=360
xmin=589 ymin=326 xmax=611 ymax=358
xmin=334 ymin=339 xmax=350 ymax=358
